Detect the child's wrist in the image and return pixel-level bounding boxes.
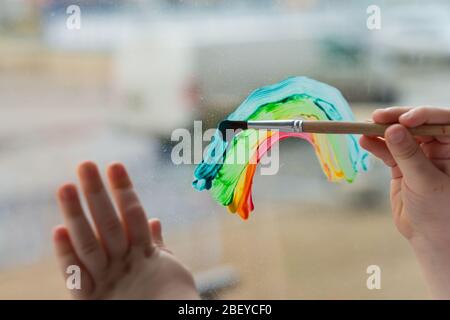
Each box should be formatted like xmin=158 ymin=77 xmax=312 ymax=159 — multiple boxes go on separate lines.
xmin=409 ymin=234 xmax=450 ymax=277
xmin=409 ymin=235 xmax=450 ymax=299
xmin=409 ymin=233 xmax=450 ymax=254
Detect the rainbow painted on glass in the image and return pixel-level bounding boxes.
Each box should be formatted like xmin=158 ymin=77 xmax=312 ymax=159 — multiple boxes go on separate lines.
xmin=193 ymin=77 xmax=368 ymax=220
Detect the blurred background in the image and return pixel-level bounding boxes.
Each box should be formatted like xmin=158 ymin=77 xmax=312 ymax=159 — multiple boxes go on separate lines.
xmin=1 ymin=0 xmax=450 ymax=299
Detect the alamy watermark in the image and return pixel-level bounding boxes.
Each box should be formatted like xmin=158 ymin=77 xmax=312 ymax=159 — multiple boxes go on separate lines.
xmin=66 ymin=5 xmax=81 ymax=30
xmin=171 ymin=121 xmax=280 ymax=176
xmin=366 ymin=5 xmax=381 ymax=30
xmin=366 ymin=265 xmax=381 ymax=290
xmin=66 ymin=265 xmax=81 ymax=290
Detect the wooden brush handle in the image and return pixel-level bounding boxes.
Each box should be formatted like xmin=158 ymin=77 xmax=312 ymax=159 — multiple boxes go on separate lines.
xmin=302 ymin=120 xmax=450 ymax=136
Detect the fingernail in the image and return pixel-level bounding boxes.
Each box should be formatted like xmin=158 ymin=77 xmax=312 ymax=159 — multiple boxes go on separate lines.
xmin=386 ymin=127 xmax=405 ymax=144
xmin=400 ymin=111 xmax=413 ymax=120
xmin=371 ymin=109 xmax=381 ymax=116
xmin=78 ymin=162 xmax=103 ymax=193
xmin=60 ymin=185 xmax=77 ymax=201
xmin=53 ymin=226 xmax=68 ymax=241
xmin=111 ymin=163 xmax=126 ymax=178
xmin=109 ymin=163 xmax=132 ymax=189
xmin=79 ymin=161 xmax=98 ymax=179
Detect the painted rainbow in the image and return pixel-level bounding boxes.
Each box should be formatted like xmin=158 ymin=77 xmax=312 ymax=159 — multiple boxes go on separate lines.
xmin=193 ymin=77 xmax=369 ymax=219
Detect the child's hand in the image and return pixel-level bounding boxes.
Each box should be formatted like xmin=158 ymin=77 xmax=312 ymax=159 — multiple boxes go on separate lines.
xmin=54 ymin=161 xmax=199 ymax=300
xmin=360 ymin=106 xmax=450 ymax=298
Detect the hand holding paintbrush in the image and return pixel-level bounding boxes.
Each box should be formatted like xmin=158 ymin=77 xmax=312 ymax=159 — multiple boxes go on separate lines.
xmin=223 ymin=106 xmax=450 ymax=299
xmin=360 ymin=106 xmax=450 ymax=299
xmin=220 ymin=118 xmax=450 ymax=137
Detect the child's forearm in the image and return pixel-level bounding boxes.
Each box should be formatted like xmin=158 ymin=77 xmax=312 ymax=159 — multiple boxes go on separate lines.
xmin=410 ymin=237 xmax=450 ymax=299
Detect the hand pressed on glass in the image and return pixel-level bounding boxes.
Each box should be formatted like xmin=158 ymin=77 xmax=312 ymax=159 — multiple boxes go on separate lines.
xmin=54 ymin=161 xmax=199 ymax=300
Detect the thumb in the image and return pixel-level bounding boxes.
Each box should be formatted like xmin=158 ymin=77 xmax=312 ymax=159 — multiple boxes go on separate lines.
xmin=385 ymin=124 xmax=441 ymax=188
xmin=149 ymin=219 xmax=164 ymax=247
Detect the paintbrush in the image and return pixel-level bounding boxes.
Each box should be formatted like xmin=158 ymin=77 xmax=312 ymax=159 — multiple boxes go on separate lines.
xmin=218 ymin=119 xmax=450 ymax=139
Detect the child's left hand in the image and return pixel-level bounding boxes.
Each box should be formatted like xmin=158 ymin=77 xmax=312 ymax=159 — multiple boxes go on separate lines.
xmin=54 ymin=161 xmax=199 ymax=299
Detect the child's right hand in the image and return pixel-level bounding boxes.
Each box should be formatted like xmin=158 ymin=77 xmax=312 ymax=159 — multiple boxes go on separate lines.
xmin=54 ymin=161 xmax=199 ymax=300
xmin=360 ymin=106 xmax=450 ymax=298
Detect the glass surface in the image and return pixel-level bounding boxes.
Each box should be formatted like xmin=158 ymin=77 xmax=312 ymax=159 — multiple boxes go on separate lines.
xmin=1 ymin=0 xmax=449 ymax=299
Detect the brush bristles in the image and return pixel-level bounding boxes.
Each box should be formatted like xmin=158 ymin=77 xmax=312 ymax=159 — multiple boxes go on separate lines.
xmin=218 ymin=120 xmax=248 ymax=140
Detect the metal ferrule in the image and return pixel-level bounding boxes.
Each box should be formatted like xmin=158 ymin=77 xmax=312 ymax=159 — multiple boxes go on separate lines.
xmin=247 ymin=119 xmax=303 ymax=133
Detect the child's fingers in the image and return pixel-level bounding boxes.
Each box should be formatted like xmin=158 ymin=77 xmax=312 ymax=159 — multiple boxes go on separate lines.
xmin=399 ymin=106 xmax=450 ymax=126
xmin=149 ymin=219 xmax=164 ymax=248
xmin=422 ymin=140 xmax=450 ymax=160
xmin=399 ymin=107 xmax=450 ymax=144
xmin=107 ymin=163 xmax=152 ymax=252
xmin=149 ymin=219 xmax=173 ymax=254
xmin=390 ymin=165 xmax=403 ymax=179
xmin=53 ymin=225 xmax=94 ymax=298
xmin=78 ymin=161 xmax=128 ymax=260
xmin=415 ymin=136 xmax=435 ymax=144
xmin=372 ymin=106 xmax=450 ymax=141
xmin=360 ymin=135 xmax=402 ymax=179
xmin=372 ymin=107 xmax=413 ymax=124
xmin=430 ymin=159 xmax=450 ymax=176
xmin=359 ymin=135 xmax=397 ymax=167
xmin=56 ymin=184 xmax=108 ymax=279
xmin=385 ymin=124 xmax=444 ymax=189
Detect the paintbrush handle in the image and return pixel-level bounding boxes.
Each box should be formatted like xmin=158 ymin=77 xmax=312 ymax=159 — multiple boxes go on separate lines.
xmin=302 ymin=121 xmax=450 ymax=136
